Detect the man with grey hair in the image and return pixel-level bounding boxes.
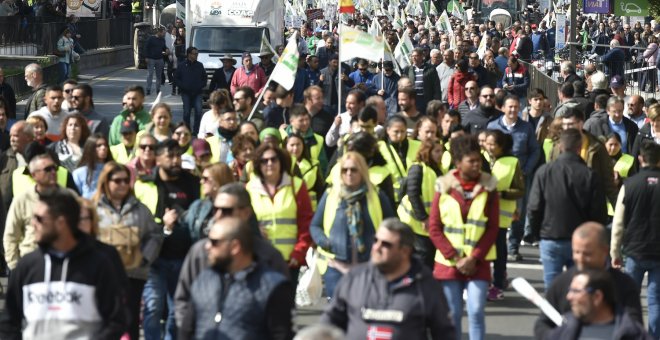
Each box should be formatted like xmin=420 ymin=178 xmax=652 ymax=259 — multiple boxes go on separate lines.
xmin=402 ymin=48 xmax=442 ymax=113
xmin=174 ymin=183 xmax=289 ymax=332
xmin=322 ymin=218 xmax=455 ymax=339
xmin=294 ymin=324 xmax=345 ymax=340
xmin=588 ymin=70 xmax=610 ymax=102
xmin=437 ymin=48 xmax=456 ymax=102
xmin=560 ymin=61 xmax=580 ymax=84
xmin=600 ymin=39 xmax=625 ymax=80
xmin=584 ymin=96 xmax=638 ymax=153
xmin=429 ymin=48 xmax=442 ymax=66
xmin=22 ymin=63 xmax=47 ymax=120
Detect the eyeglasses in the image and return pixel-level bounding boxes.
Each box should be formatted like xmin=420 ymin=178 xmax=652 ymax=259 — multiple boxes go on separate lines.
xmin=36 ymin=165 xmax=57 ymax=173
xmin=341 ymin=167 xmax=358 ymax=174
xmin=213 ymin=206 xmax=236 ymax=216
xmin=109 ymin=177 xmax=130 ymax=185
xmin=221 ymin=117 xmax=238 ymax=122
xmin=208 ymin=236 xmax=230 ymax=247
xmin=358 ymin=68 xmax=367 ymax=71
xmin=374 ymin=237 xmax=395 ymax=249
xmin=71 ymin=96 xmax=83 ymax=101
xmin=139 ymin=144 xmax=155 ymax=150
xmin=481 ymin=94 xmax=495 ymax=98
xmin=260 ymin=156 xmax=279 ymax=165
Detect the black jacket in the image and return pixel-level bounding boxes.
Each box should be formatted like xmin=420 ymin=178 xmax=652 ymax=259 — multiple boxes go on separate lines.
xmin=321 ymin=258 xmax=456 ymax=340
xmin=584 ymin=115 xmax=639 ymax=153
xmin=545 ymin=310 xmax=650 ymax=340
xmin=406 ymin=163 xmax=442 ymax=221
xmin=534 ymin=266 xmax=642 ymax=339
xmin=144 ymin=35 xmax=167 ymax=60
xmin=528 ymin=152 xmax=608 ymax=240
xmin=463 ymin=106 xmax=503 ymax=135
xmin=0 ymin=81 xmax=17 ymax=119
xmin=0 ymin=235 xmax=130 ymax=340
xmin=403 ymin=63 xmax=442 ymax=104
xmin=631 ymin=123 xmax=655 ymax=158
xmin=209 ymin=66 xmax=235 ymax=92
xmin=621 ymin=167 xmax=660 ymax=261
xmin=175 ymin=59 xmax=208 ymax=95
xmin=516 ymin=36 xmax=534 ymax=62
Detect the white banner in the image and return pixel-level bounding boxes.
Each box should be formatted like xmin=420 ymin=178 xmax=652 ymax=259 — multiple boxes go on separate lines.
xmin=340 ymin=25 xmax=385 ymax=62
xmin=270 ymin=32 xmax=300 ymax=90
xmin=555 ymin=13 xmax=566 ymax=50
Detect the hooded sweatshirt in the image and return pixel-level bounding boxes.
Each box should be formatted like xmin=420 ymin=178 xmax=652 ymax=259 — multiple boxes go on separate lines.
xmin=0 ymin=235 xmax=129 ymax=340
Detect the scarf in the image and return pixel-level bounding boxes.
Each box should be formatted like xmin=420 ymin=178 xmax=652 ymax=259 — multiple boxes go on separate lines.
xmin=340 ymin=184 xmax=368 ymax=253
xmin=217 ymin=126 xmax=238 ymax=141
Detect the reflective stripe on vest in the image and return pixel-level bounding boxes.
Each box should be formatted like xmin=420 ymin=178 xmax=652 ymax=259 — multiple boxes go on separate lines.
xmin=326 ymin=164 xmax=390 ymax=187
xmin=543 ymin=138 xmax=553 ymax=163
xmin=247 ymin=177 xmax=302 ymax=260
xmin=316 ymin=185 xmax=383 ymax=274
xmin=110 ymin=144 xmax=134 ymax=165
xmin=614 ymin=153 xmax=634 ymax=179
xmin=397 ymin=162 xmax=437 ymax=236
xmin=134 ymin=180 xmax=163 ymax=224
xmin=297 ymin=158 xmax=319 ymax=210
xmin=434 ymin=191 xmax=496 ymax=266
xmin=492 ymin=156 xmax=518 ymax=229
xmin=12 ymin=166 xmax=68 ymax=197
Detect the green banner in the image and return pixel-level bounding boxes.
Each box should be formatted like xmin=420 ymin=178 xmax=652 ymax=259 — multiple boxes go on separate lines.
xmin=614 ymin=0 xmax=648 ymax=16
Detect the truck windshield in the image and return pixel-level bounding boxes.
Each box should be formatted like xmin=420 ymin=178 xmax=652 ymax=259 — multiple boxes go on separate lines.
xmin=192 ymin=27 xmax=268 ymax=53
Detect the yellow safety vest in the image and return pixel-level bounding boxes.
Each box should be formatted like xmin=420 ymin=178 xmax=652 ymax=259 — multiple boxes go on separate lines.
xmin=434 ymin=191 xmax=496 ymax=266
xmin=326 ymin=163 xmax=390 ymax=187
xmin=543 ymin=138 xmax=554 ymax=163
xmin=206 ymin=135 xmax=232 ymax=164
xmin=607 ymin=153 xmax=635 ymax=216
xmin=247 ymin=177 xmax=303 ymax=260
xmin=282 ymin=129 xmax=325 ymax=161
xmin=110 ymin=144 xmax=135 ymax=165
xmin=397 ymin=162 xmax=438 ymax=236
xmin=12 ymin=166 xmax=69 ymax=197
xmin=316 ymin=186 xmax=383 ymax=274
xmin=491 ymin=156 xmax=518 ymax=229
xmin=441 ymin=142 xmax=452 ymax=174
xmin=378 ymin=139 xmax=421 ymax=202
xmin=295 ymin=158 xmax=320 ymax=210
xmin=134 ymin=180 xmax=163 ymax=224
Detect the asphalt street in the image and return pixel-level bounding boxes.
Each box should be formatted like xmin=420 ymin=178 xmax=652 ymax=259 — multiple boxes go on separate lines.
xmin=5 ymin=65 xmax=651 ymax=339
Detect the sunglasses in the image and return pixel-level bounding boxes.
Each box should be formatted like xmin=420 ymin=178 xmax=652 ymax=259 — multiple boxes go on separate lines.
xmin=64 ymin=89 xmax=73 ymax=94
xmin=341 ymin=167 xmax=358 ymax=174
xmin=71 ymin=95 xmax=84 ymax=101
xmin=110 ymin=177 xmax=130 ymax=185
xmin=374 ymin=237 xmax=395 ymax=249
xmin=481 ymin=94 xmax=495 ymax=98
xmin=213 ymin=206 xmax=235 ymax=216
xmin=139 ymin=144 xmax=155 ymax=150
xmin=37 ymin=165 xmax=57 ymax=173
xmin=208 ymin=237 xmax=230 ymax=247
xmin=260 ymin=156 xmax=279 ymax=165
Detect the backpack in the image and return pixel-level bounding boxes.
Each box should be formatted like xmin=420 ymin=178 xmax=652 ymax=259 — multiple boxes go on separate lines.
xmin=99 ymin=225 xmax=142 ymax=270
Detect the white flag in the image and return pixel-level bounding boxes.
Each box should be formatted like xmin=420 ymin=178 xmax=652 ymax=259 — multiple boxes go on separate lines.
xmin=437 ymin=10 xmax=453 ymax=37
xmin=368 ymin=18 xmax=382 ymax=37
xmin=252 ymin=0 xmax=274 ymax=22
xmin=340 ymin=25 xmax=385 ymax=62
xmin=270 ymin=32 xmax=300 ymax=90
xmin=476 ymin=33 xmax=488 ymax=59
xmin=394 ymin=32 xmax=414 ymax=69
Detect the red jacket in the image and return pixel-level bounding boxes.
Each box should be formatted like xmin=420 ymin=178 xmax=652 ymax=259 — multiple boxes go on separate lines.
xmin=230 ymin=65 xmax=267 ymax=95
xmin=447 ymin=71 xmax=476 ymax=109
xmin=428 ymin=170 xmax=499 ymax=281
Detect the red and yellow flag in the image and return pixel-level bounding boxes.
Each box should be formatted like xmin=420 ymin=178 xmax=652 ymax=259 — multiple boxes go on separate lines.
xmin=339 ymin=0 xmax=355 ymax=13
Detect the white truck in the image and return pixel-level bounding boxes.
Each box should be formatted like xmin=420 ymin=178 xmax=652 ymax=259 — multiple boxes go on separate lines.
xmin=184 ymin=0 xmax=284 ymax=77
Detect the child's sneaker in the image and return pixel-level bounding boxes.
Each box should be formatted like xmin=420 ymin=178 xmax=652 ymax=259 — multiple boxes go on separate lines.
xmin=487 ymin=286 xmax=504 ymax=301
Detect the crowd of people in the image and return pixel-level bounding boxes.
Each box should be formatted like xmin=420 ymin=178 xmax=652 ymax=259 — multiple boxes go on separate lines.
xmin=0 ymin=1 xmax=660 ymax=339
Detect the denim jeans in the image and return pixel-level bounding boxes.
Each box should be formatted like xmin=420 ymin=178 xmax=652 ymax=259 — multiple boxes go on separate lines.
xmin=625 ymin=256 xmax=660 ymax=339
xmin=539 ymin=239 xmax=574 ymax=289
xmin=442 ymin=279 xmax=488 ymax=340
xmin=181 ymin=92 xmax=203 ymax=134
xmin=493 ymin=228 xmax=508 ymax=289
xmin=146 ymin=58 xmax=164 ymax=93
xmin=508 ymin=174 xmax=534 ymax=253
xmin=142 ymin=258 xmax=183 ymax=340
xmin=323 ymin=266 xmax=343 ymax=299
xmin=58 ymin=62 xmax=70 ymax=84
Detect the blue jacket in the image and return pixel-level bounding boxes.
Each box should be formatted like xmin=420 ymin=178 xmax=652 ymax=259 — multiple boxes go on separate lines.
xmin=144 ymin=35 xmax=166 ymax=60
xmin=600 ymin=48 xmax=626 ymax=79
xmin=310 ymin=190 xmax=394 ymax=263
xmin=175 ymin=59 xmax=207 ymax=95
xmin=72 ymin=163 xmax=104 ymax=199
xmin=307 ymin=67 xmax=321 ymax=86
xmin=531 ymin=31 xmax=549 ymax=55
xmin=293 ymin=67 xmax=311 ymax=104
xmin=348 ymin=70 xmax=375 ymax=90
xmin=180 ymin=198 xmax=214 ymax=243
xmin=372 ymin=72 xmax=400 ymax=117
xmin=487 ymin=117 xmax=541 ymax=175
xmin=262 ymin=103 xmax=289 ymax=128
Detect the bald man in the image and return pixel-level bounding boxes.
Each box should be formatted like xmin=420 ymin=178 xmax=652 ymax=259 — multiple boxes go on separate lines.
xmin=534 ymin=222 xmax=642 ymax=339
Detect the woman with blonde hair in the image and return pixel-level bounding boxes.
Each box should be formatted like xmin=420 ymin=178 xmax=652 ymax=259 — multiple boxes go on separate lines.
xmin=310 ymin=151 xmax=395 ymax=297
xmin=26 ymin=115 xmax=53 ymax=146
xmin=126 ymin=133 xmax=158 ymax=183
xmin=93 ymin=162 xmax=162 ymax=340
xmin=180 ymin=163 xmax=235 ymax=242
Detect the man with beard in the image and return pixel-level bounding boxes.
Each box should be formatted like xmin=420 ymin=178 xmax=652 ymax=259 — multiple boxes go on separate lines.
xmin=179 ymin=217 xmax=294 ymax=340
xmin=108 ymin=86 xmax=151 ymax=146
xmin=321 ymin=218 xmax=455 ymax=339
xmin=69 ymin=84 xmax=109 ymax=137
xmin=0 ymin=190 xmax=129 ymax=339
xmin=463 ymin=86 xmax=503 ymax=135
xmin=206 ymin=109 xmax=239 ymax=164
xmin=23 ymin=63 xmax=47 ymax=120
xmin=134 ymin=139 xmax=199 ymax=340
xmin=233 ymin=86 xmax=264 ymax=131
xmin=27 ymin=85 xmax=65 ymax=138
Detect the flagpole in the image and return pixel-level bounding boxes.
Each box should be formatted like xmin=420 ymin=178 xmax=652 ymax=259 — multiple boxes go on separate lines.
xmin=337 ymin=23 xmax=342 ymax=117
xmin=380 ymin=58 xmax=384 ymax=91
xmin=247 ymin=79 xmax=270 ymax=122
